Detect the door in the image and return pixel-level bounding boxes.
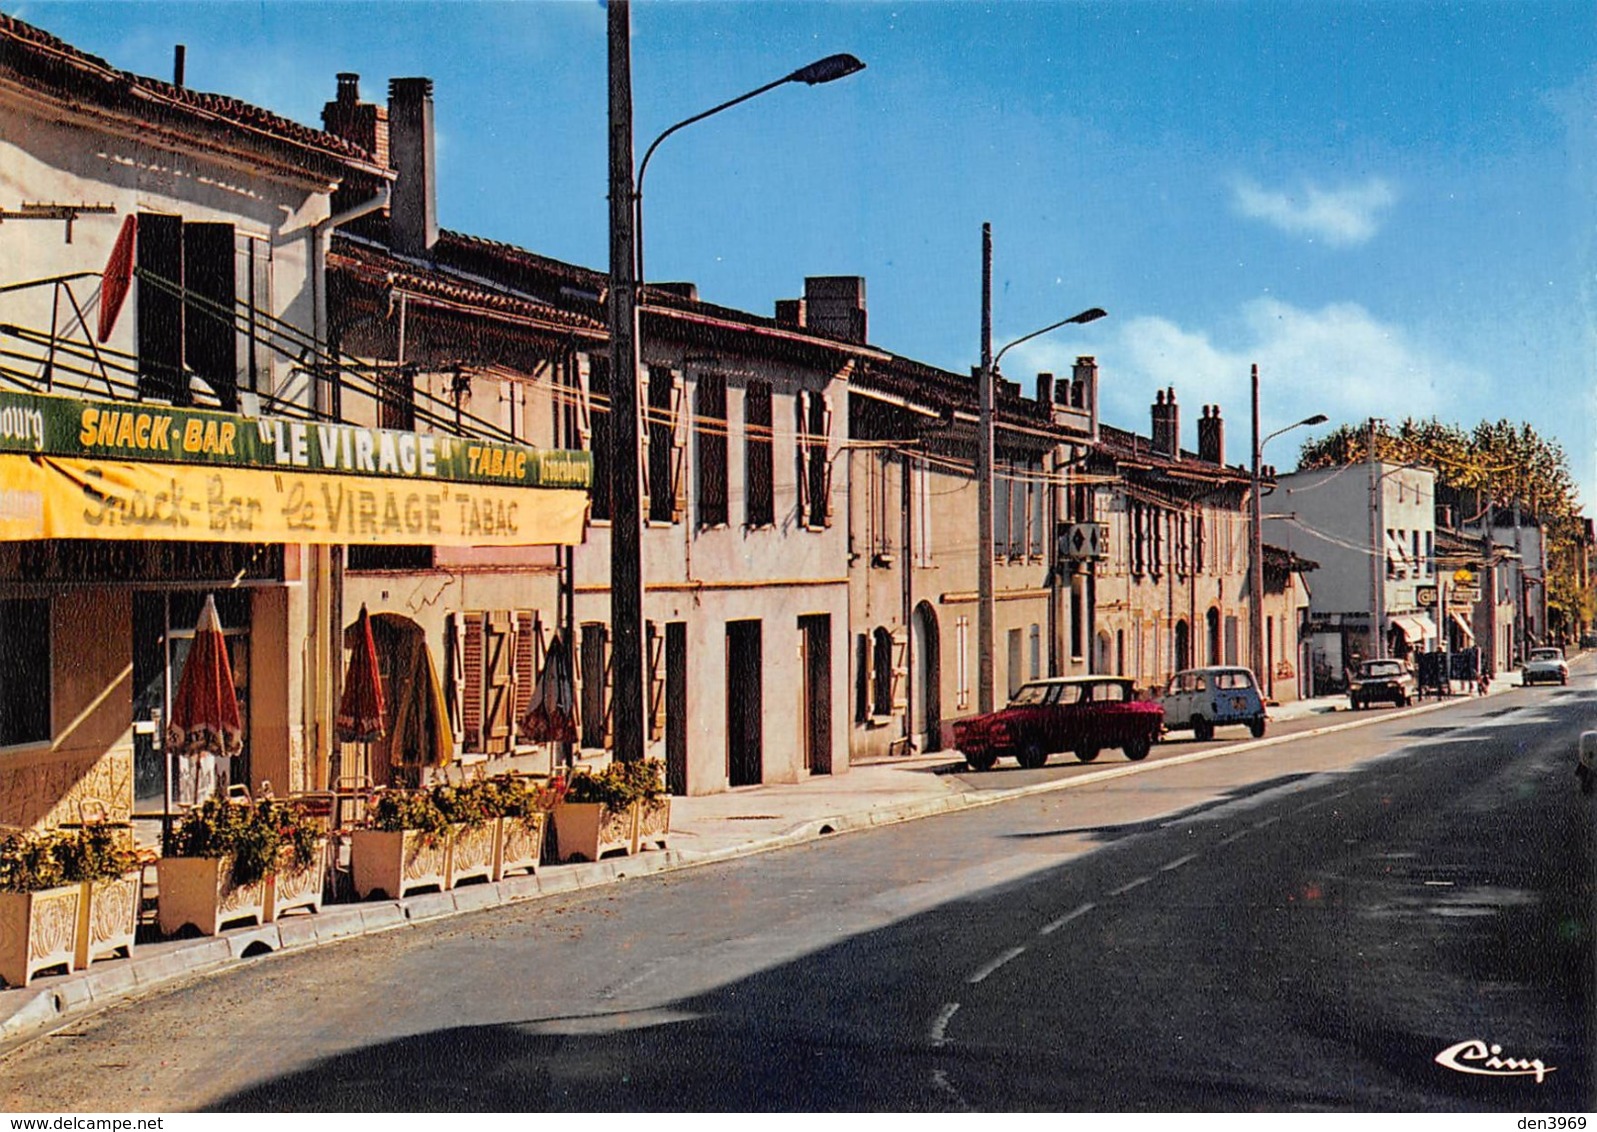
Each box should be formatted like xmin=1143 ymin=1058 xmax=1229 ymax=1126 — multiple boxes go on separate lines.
xmin=665 ymin=622 xmax=687 ymax=795
xmin=799 ymin=615 xmax=832 ymax=775
xmin=726 ymin=620 xmax=763 ymax=786
xmin=913 ymin=602 xmax=941 ymax=752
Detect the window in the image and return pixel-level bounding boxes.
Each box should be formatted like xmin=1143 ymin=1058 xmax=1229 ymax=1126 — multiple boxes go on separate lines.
xmin=1424 ymin=531 xmax=1434 ymax=576
xmin=1070 ymin=576 xmax=1085 ymax=660
xmin=745 ymin=381 xmax=773 ymax=527
xmin=378 ymin=366 xmax=415 ymax=431
xmin=868 ymin=453 xmax=893 ymax=562
xmin=0 ymin=599 xmax=49 ymax=746
xmin=646 ymin=367 xmax=683 ymax=524
xmin=1150 ymin=507 xmax=1164 ymax=578
xmin=912 ymin=457 xmax=934 ymax=567
xmin=956 ymin=616 xmax=970 ymax=710
xmin=871 ymin=628 xmax=894 ymax=717
xmin=347 ymin=544 xmax=433 ymax=570
xmin=797 ymin=390 xmax=832 ymax=528
xmin=136 ymin=214 xmax=272 ymax=412
xmin=579 ymin=622 xmax=610 ymax=750
xmin=1194 ymin=513 xmax=1206 ymax=573
xmin=587 ymin=355 xmax=613 ymax=522
xmin=450 ymin=610 xmax=543 ymax=755
xmin=695 ymin=373 xmax=728 ymax=527
xmin=1029 ymin=624 xmax=1041 ymax=680
xmin=854 ymin=633 xmax=870 ymax=723
xmin=1007 ymin=628 xmax=1023 ymax=699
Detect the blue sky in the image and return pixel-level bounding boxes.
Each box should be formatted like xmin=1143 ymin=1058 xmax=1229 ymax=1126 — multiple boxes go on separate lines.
xmin=13 ymin=1 xmax=1596 ymax=507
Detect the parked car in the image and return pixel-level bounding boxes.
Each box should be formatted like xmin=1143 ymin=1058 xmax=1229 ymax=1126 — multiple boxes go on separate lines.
xmin=1348 ymin=658 xmax=1418 ymax=710
xmin=1522 ymin=647 xmax=1569 ymax=686
xmin=1159 ymin=666 xmax=1267 ymax=741
xmin=1579 ymin=632 xmax=1597 ymax=650
xmin=953 ymin=676 xmax=1164 ymax=772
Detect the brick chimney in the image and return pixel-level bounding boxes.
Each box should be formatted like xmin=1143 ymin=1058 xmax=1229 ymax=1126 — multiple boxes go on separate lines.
xmin=803 ymin=276 xmax=867 ymax=344
xmin=1151 ymin=386 xmax=1180 ymax=458
xmin=775 ymin=298 xmax=807 ymax=329
xmin=1036 ymin=372 xmax=1055 ymax=404
xmin=322 ymin=73 xmax=390 ymax=167
xmin=1197 ymin=404 xmax=1225 ymax=464
xmin=388 ymin=77 xmax=438 ymax=256
xmin=1072 ymin=356 xmax=1099 ymax=436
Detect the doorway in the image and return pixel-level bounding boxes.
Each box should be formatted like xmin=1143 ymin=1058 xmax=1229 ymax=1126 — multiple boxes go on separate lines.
xmin=665 ymin=622 xmax=687 ymax=795
xmin=798 ymin=614 xmax=831 ymax=775
xmin=726 ymin=620 xmax=763 ymax=786
xmin=913 ymin=601 xmax=941 ymax=752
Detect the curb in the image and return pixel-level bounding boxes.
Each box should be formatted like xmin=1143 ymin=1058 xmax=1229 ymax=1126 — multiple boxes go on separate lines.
xmin=0 ymin=673 xmax=1553 ymax=1049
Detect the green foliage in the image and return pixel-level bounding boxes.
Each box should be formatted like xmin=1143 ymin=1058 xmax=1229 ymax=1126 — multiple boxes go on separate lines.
xmin=561 ymin=758 xmax=665 ymax=809
xmin=369 ymin=790 xmax=450 ymax=839
xmin=169 ymin=797 xmax=325 ymax=886
xmin=0 ymin=825 xmax=140 ymax=893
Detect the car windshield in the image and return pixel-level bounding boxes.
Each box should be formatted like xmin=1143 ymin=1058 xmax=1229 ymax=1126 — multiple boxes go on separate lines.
xmin=1530 ymin=649 xmax=1563 ymax=662
xmin=1009 ymin=684 xmax=1051 ymax=706
xmin=1363 ymin=661 xmax=1405 ymax=677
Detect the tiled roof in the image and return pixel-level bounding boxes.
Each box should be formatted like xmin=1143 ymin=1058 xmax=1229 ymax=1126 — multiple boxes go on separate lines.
xmin=1096 ymin=423 xmax=1251 ymax=484
xmin=0 ymin=12 xmax=385 ymax=175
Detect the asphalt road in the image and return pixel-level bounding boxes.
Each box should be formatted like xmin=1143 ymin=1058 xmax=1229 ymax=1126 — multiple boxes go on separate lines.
xmin=2 ymin=684 xmax=1591 ymax=1112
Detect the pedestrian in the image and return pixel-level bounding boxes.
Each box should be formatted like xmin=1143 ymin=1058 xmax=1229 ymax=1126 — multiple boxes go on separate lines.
xmin=1477 ymin=670 xmax=1491 ymax=697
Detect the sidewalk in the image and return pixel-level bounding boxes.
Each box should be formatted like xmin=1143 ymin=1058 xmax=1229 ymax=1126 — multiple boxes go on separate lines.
xmin=0 ymin=675 xmax=1548 ymax=1047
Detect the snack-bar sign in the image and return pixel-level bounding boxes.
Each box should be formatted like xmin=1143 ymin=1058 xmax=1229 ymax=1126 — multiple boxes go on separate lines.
xmin=0 ymin=388 xmax=589 ymax=490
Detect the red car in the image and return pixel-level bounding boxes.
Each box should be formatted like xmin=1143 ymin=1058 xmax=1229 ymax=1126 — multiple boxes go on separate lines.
xmin=953 ymin=676 xmax=1165 ymax=772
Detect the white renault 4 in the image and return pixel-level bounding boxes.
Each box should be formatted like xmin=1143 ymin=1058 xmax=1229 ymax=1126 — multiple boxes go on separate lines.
xmin=1160 ymin=666 xmax=1267 ymax=741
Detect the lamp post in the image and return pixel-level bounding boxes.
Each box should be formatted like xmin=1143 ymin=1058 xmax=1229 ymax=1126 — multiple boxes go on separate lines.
xmin=607 ymin=8 xmax=864 ymax=765
xmin=1248 ymin=362 xmax=1325 ymax=694
xmin=977 ymin=222 xmax=1105 ymax=712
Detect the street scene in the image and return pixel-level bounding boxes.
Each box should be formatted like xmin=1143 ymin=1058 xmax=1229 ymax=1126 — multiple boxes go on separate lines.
xmin=0 ymin=0 xmax=1594 ymax=1117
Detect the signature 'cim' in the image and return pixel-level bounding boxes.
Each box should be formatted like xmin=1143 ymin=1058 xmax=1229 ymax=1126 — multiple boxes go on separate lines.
xmin=1435 ymin=1039 xmax=1555 ymax=1083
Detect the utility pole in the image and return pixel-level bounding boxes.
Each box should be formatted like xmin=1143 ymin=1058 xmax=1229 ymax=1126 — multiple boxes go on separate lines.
xmin=1249 ymin=364 xmax=1265 ymax=686
xmin=977 ymin=222 xmax=995 ymax=714
xmin=1368 ymin=417 xmax=1384 ymax=660
xmin=607 ymin=0 xmax=646 ymax=763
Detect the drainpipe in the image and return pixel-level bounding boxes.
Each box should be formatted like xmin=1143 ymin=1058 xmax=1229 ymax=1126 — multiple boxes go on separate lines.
xmin=307 ymin=185 xmax=391 ymax=790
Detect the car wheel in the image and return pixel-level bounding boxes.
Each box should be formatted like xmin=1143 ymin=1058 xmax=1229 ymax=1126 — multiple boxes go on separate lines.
xmin=1016 ymin=742 xmax=1048 ymax=770
xmin=1193 ymin=717 xmax=1215 ymax=742
xmin=1076 ymin=746 xmax=1101 ymax=763
xmin=1350 ymin=697 xmax=1361 ymax=711
xmin=1248 ymin=717 xmax=1266 ymax=739
xmin=1561 ymin=674 xmax=1568 ymax=686
xmin=1399 ymin=694 xmax=1410 ymax=707
xmin=964 ymin=750 xmax=998 ymax=772
xmin=1124 ymin=737 xmax=1152 ymax=761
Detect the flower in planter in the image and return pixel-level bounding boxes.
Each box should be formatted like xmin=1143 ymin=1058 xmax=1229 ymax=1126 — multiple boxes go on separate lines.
xmin=168 ymin=797 xmax=325 ymax=886
xmin=0 ymin=831 xmax=69 ymax=893
xmin=53 ymin=825 xmax=140 ymax=884
xmin=368 ymin=791 xmax=450 ymax=844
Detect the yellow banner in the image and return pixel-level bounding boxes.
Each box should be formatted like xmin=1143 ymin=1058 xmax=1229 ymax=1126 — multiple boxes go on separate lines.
xmin=0 ymin=455 xmax=589 ymax=547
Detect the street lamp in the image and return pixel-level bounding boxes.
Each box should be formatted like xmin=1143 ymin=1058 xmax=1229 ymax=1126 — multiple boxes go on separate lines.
xmin=1248 ymin=361 xmax=1324 ymax=696
xmin=607 ymin=8 xmax=865 ymax=767
xmin=977 ymin=221 xmax=1105 ymax=712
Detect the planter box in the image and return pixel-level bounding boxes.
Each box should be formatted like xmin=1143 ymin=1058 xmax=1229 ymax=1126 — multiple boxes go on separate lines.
xmin=494 ymin=813 xmax=547 ymax=880
xmin=0 ymin=884 xmax=82 ymax=987
xmin=633 ymin=797 xmax=671 ymax=853
xmin=267 ymin=839 xmax=328 ymax=920
xmin=446 ymin=823 xmax=497 ymax=888
xmin=350 ymin=828 xmax=448 ymax=900
xmin=156 ymin=857 xmax=268 ymax=937
xmin=552 ymin=802 xmax=635 ymax=863
xmin=76 ymin=872 xmax=141 ymax=969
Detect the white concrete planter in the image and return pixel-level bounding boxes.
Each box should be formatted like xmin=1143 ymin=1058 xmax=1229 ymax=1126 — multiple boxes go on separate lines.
xmin=445 ymin=822 xmax=496 ymax=888
xmin=156 ymin=856 xmax=268 ymax=937
xmin=0 ymin=883 xmax=82 ymax=987
xmin=76 ymin=872 xmax=140 ymax=969
xmin=633 ymin=797 xmax=671 ymax=853
xmin=552 ymin=802 xmax=635 ymax=863
xmin=494 ymin=813 xmax=547 ymax=880
xmin=267 ymin=839 xmax=328 ymax=920
xmin=350 ymin=828 xmax=448 ymax=900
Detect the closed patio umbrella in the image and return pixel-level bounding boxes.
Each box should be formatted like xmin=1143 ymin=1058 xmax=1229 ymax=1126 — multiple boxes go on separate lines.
xmin=337 ymin=605 xmax=387 ymax=744
xmin=165 ymin=594 xmax=242 ymax=806
xmin=519 ymin=635 xmax=576 ymax=744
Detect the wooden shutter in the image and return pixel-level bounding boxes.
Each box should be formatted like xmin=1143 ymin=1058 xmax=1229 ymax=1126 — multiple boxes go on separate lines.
xmin=819 ymin=393 xmax=834 ymax=525
xmin=183 ymin=222 xmax=238 ymax=411
xmin=481 ymin=610 xmax=514 ymax=754
xmin=795 ymin=392 xmax=811 ymax=522
xmin=511 ymin=610 xmax=543 ymax=733
xmin=447 ymin=612 xmax=466 ymax=751
xmin=638 ymin=368 xmax=652 ymax=517
xmin=890 ymin=627 xmax=909 ymax=712
xmin=648 ymin=621 xmax=666 ymax=742
xmin=573 ymin=356 xmax=593 ymax=450
xmin=459 ymin=611 xmax=484 ymax=753
xmin=135 ymin=212 xmax=185 ymax=405
xmin=669 ymin=371 xmax=687 ymax=522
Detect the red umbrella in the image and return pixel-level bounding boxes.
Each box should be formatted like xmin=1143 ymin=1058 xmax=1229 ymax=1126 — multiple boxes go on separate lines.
xmin=519 ymin=635 xmax=577 ymax=744
xmin=337 ymin=604 xmax=387 ymax=743
xmin=165 ymin=594 xmax=242 ymax=805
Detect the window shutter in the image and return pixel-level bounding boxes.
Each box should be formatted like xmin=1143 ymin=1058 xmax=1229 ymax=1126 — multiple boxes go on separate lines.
xmin=890 ymin=627 xmax=909 ymax=712
xmin=447 ymin=612 xmax=467 ymax=752
xmin=647 ymin=621 xmax=666 ymax=742
xmin=482 ymin=610 xmax=514 ymax=754
xmin=670 ymin=371 xmax=687 ymax=522
xmin=574 ymin=358 xmax=593 ymax=450
xmin=460 ymin=611 xmax=484 ymax=753
xmin=511 ymin=610 xmax=542 ymax=732
xmin=602 ymin=640 xmax=614 ymax=748
xmin=638 ymin=368 xmax=652 ymax=517
xmin=795 ymin=392 xmax=811 ymax=522
xmin=819 ymin=394 xmax=834 ymax=525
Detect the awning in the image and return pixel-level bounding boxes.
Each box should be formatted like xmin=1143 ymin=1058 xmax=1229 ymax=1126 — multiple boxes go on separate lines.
xmin=1449 ymin=610 xmax=1476 ymax=643
xmin=1391 ymin=613 xmax=1438 ymax=645
xmin=0 ymin=454 xmax=589 ymax=547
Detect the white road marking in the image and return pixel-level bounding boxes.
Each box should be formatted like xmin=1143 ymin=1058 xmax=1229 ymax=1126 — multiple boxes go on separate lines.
xmin=1218 ymin=829 xmax=1249 ymax=846
xmin=1160 ymin=853 xmax=1198 ymax=872
xmin=1039 ymin=902 xmax=1096 ymax=935
xmin=1108 ymin=875 xmax=1151 ymax=896
xmin=930 ymin=1068 xmax=973 ymax=1111
xmin=967 ymin=946 xmax=1027 ymax=984
xmin=928 ymin=1001 xmax=960 ymax=1046
xmin=1252 ymin=816 xmax=1281 ymax=830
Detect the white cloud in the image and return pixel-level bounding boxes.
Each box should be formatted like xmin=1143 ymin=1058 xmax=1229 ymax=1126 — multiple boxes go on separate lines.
xmin=1231 ymin=176 xmax=1397 ymax=246
xmin=1010 ymin=297 xmax=1489 ymax=460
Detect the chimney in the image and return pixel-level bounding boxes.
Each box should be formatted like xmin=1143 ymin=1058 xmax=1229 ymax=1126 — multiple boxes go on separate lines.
xmin=775 ymin=298 xmax=807 ymax=329
xmin=1198 ymin=404 xmax=1225 ymax=464
xmin=1072 ymin=356 xmax=1099 ymax=437
xmin=803 ymin=276 xmax=867 ymax=344
xmin=322 ymin=73 xmax=390 ymax=168
xmin=652 ymin=282 xmax=698 ymax=302
xmin=1036 ymin=372 xmax=1054 ymax=405
xmin=388 ymin=77 xmax=438 ymax=256
xmin=1151 ymin=385 xmax=1179 ymax=458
